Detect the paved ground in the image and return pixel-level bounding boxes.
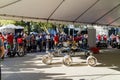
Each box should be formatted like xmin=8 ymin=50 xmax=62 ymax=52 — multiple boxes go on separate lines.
xmin=1 ymin=49 xmax=120 ymax=80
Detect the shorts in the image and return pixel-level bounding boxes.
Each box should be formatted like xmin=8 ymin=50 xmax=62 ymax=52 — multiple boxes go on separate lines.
xmin=18 ymin=43 xmax=23 ymax=46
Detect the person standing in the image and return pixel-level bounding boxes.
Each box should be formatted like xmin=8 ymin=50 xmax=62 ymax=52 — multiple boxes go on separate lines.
xmin=0 ymin=38 xmax=5 ymax=80
xmin=0 ymin=32 xmax=5 ymax=42
xmin=54 ymin=34 xmax=59 ymax=49
xmin=0 ymin=32 xmax=5 ymax=59
xmin=0 ymin=39 xmax=4 ymax=58
xmin=7 ymin=33 xmax=14 ymax=49
xmin=46 ymin=34 xmax=50 ymax=50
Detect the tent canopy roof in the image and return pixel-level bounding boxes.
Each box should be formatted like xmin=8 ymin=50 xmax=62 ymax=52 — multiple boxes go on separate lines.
xmin=0 ymin=0 xmax=120 ymax=26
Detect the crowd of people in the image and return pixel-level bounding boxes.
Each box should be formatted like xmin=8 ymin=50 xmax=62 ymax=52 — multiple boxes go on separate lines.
xmin=96 ymin=33 xmax=120 ymax=48
xmin=0 ymin=30 xmax=120 ymax=59
xmin=0 ymin=31 xmax=89 ymax=54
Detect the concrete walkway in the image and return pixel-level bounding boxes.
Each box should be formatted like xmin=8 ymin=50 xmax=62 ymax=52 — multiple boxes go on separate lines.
xmin=1 ymin=49 xmax=120 ymax=80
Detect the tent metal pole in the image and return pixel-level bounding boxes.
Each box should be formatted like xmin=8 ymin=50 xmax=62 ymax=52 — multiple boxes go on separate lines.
xmin=73 ymin=0 xmax=100 ymax=22
xmin=94 ymin=3 xmax=120 ymax=23
xmin=0 ymin=0 xmax=21 ymax=9
xmin=47 ymin=0 xmax=65 ymax=20
xmin=108 ymin=17 xmax=120 ymax=26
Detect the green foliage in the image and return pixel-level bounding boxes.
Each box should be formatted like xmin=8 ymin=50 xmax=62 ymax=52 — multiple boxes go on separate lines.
xmin=32 ymin=22 xmax=54 ymax=33
xmin=74 ymin=24 xmax=80 ymax=28
xmin=0 ymin=19 xmax=67 ymax=34
xmin=15 ymin=20 xmax=26 ymax=27
xmin=0 ymin=20 xmax=16 ymax=26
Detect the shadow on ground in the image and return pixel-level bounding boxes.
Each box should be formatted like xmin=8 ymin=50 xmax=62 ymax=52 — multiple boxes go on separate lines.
xmin=2 ymin=72 xmax=72 ymax=80
xmin=1 ymin=53 xmax=72 ymax=80
xmin=93 ymin=49 xmax=120 ymax=71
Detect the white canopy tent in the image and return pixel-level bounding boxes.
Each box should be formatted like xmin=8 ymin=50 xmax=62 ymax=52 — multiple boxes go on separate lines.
xmin=0 ymin=24 xmax=24 ymax=34
xmin=0 ymin=0 xmax=120 ymax=26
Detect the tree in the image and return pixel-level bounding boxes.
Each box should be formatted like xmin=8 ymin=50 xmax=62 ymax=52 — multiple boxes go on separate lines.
xmin=0 ymin=20 xmax=16 ymax=26
xmin=15 ymin=20 xmax=26 ymax=26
